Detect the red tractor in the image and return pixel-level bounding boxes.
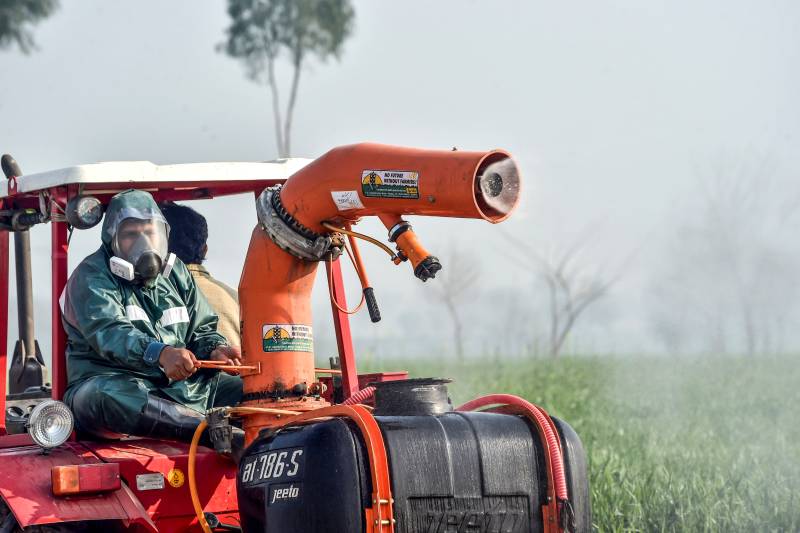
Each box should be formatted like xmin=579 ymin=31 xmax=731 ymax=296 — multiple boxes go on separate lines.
xmin=0 ymin=145 xmax=590 ymax=533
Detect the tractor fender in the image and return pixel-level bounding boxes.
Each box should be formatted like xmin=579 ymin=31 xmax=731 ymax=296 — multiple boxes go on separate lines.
xmin=0 ymin=441 xmax=156 ymax=531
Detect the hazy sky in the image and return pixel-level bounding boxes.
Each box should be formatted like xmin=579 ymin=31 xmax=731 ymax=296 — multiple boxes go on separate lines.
xmin=2 ymin=0 xmax=799 ymax=363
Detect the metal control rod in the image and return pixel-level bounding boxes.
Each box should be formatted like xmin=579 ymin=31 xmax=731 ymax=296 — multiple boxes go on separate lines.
xmin=2 ymin=154 xmax=45 ymax=394
xmin=13 ymin=229 xmax=35 ymax=358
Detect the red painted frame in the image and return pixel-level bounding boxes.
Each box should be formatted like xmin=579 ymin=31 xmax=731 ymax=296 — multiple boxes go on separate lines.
xmin=325 ymin=258 xmax=360 ymax=399
xmin=51 ymin=198 xmax=69 ymax=402
xmin=0 ymin=229 xmax=8 ymax=435
xmin=0 ymin=179 xmax=360 ymax=433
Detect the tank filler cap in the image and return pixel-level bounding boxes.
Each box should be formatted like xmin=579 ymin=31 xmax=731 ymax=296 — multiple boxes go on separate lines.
xmin=370 ymin=378 xmax=453 ymax=416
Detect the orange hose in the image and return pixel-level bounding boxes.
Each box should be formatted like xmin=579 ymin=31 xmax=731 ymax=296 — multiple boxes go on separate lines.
xmin=188 ymin=407 xmax=304 ymax=533
xmin=315 ymin=368 xmax=342 ymax=374
xmin=342 ymin=386 xmax=376 ymax=405
xmin=229 ymin=406 xmax=301 ymax=417
xmin=321 ymin=221 xmax=397 ymax=260
xmin=188 ymin=420 xmax=212 ymax=533
xmin=456 ymin=395 xmax=567 ymax=501
xmin=188 ymin=404 xmax=389 ymax=530
xmin=326 ymin=251 xmax=365 ymax=315
xmin=196 ymin=362 xmax=258 ymax=372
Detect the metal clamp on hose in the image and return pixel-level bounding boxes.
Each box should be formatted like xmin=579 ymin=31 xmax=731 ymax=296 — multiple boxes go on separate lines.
xmin=387 ymin=221 xmax=412 ymax=242
xmin=256 ymin=186 xmax=340 ymax=261
xmin=206 ymin=407 xmax=234 ymax=455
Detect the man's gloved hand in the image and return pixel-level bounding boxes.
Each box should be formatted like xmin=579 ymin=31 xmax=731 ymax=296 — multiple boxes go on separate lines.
xmin=210 ymin=345 xmax=243 ymax=370
xmin=159 ymin=347 xmax=200 ymax=381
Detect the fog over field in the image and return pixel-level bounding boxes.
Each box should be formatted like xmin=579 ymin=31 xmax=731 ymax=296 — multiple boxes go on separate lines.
xmin=2 ymin=1 xmax=800 ymax=363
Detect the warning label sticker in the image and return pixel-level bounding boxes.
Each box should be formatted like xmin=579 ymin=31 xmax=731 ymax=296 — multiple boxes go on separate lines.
xmin=167 ymin=468 xmax=185 ymax=488
xmin=262 ymin=324 xmax=314 ymax=353
xmin=361 ymin=170 xmax=419 ymax=199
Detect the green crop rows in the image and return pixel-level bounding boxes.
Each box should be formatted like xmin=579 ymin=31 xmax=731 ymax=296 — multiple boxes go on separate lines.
xmin=362 ymin=356 xmax=800 ymax=532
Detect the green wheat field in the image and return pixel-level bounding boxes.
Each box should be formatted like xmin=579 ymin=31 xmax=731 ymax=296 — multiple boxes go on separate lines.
xmin=362 ymin=356 xmax=800 ymax=532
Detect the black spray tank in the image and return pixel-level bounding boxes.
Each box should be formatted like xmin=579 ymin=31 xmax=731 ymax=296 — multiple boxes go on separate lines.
xmin=236 ymin=379 xmax=591 ymax=533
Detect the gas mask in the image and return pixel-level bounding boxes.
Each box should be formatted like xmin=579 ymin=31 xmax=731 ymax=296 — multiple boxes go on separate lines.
xmin=108 ymin=214 xmax=175 ymax=284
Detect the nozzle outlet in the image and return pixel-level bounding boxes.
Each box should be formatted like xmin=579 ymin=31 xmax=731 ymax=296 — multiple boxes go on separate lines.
xmin=414 ymin=256 xmax=442 ymax=282
xmin=474 ymin=154 xmax=521 ymax=222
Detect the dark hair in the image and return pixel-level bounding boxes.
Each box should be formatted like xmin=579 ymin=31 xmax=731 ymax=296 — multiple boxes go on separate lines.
xmin=160 ymin=202 xmax=208 ymax=265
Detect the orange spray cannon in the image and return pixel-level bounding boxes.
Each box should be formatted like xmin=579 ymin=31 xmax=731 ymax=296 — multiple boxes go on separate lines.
xmin=238 ymin=143 xmax=521 ymax=442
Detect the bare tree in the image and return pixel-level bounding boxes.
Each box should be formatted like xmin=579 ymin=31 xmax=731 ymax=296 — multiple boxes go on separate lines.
xmin=503 ymin=230 xmax=619 ymax=358
xmin=649 ymin=154 xmax=800 ymax=356
xmin=220 ymin=0 xmax=355 ymax=157
xmin=429 ymin=248 xmax=480 ymax=361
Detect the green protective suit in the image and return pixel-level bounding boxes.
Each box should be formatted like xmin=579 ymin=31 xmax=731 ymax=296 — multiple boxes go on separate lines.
xmin=62 ymin=190 xmax=242 ymax=438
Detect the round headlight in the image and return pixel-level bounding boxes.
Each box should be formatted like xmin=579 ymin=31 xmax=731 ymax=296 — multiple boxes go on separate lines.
xmin=28 ymin=400 xmax=74 ymax=449
xmin=65 ymin=195 xmax=104 ymax=229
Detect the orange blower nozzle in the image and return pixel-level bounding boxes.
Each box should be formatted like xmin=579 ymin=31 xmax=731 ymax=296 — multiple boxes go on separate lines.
xmin=279 ymin=142 xmax=521 ymax=230
xmin=237 ymin=143 xmax=521 ymax=442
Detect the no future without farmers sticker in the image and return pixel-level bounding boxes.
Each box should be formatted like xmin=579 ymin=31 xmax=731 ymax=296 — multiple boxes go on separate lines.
xmin=361 ymin=170 xmax=419 ymax=199
xmin=262 ymin=324 xmax=314 ymax=352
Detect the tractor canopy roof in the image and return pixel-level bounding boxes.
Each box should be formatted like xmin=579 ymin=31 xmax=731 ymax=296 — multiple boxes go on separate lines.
xmin=0 ymin=159 xmax=312 ymax=199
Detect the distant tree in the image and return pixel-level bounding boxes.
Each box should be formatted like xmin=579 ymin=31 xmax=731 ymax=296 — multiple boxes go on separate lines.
xmin=429 ymin=248 xmax=480 ymax=361
xmin=220 ymin=0 xmax=355 ymax=157
xmin=0 ymin=0 xmax=59 ymax=54
xmin=649 ymin=155 xmax=800 ymax=356
xmin=504 ymin=230 xmax=619 ymax=358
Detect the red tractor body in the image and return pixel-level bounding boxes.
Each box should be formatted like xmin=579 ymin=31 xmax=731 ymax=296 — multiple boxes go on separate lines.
xmin=0 ymin=158 xmax=393 ymax=531
xmin=0 ymin=149 xmax=588 ymax=533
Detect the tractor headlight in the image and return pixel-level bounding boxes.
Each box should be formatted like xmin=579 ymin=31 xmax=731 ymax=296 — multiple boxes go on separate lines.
xmin=27 ymin=400 xmax=74 ymax=449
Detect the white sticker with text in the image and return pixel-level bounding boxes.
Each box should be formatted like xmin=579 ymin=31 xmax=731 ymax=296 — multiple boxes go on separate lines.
xmin=331 ymin=190 xmax=364 ymax=211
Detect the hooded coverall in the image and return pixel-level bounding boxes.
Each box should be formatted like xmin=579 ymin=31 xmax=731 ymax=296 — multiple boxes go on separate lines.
xmin=62 ymin=190 xmax=242 ymax=439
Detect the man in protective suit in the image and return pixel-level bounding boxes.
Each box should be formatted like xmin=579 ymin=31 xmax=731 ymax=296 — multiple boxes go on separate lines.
xmin=62 ymin=189 xmax=243 ymax=443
